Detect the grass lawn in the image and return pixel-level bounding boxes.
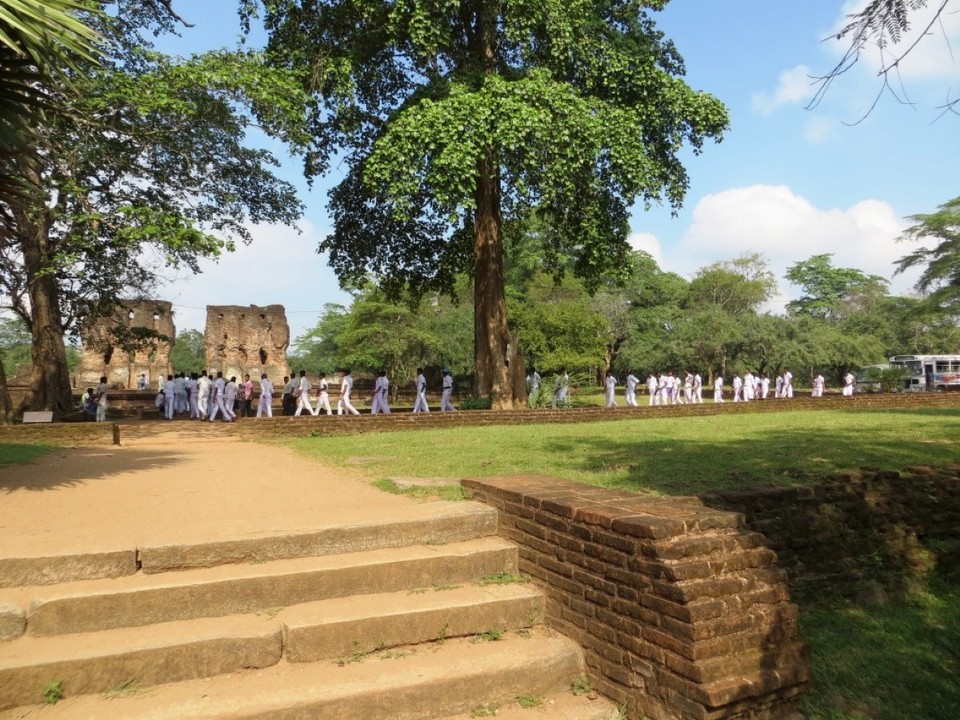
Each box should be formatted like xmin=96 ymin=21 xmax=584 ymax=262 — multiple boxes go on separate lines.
xmin=800 ymin=579 xmax=960 ymax=720
xmin=0 ymin=443 xmax=54 ymax=468
xmin=289 ymin=406 xmax=960 ymax=718
xmin=289 ymin=407 xmax=960 ymax=495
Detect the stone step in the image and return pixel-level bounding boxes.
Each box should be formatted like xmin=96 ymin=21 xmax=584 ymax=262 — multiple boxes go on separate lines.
xmin=283 ymin=583 xmax=544 ymax=662
xmin=0 ymin=583 xmax=543 ymax=711
xmin=0 ymin=501 xmax=498 ymax=587
xmin=435 ymin=692 xmax=620 ymax=720
xmin=0 ymin=629 xmax=586 ymax=720
xmin=0 ymin=537 xmax=519 ymax=637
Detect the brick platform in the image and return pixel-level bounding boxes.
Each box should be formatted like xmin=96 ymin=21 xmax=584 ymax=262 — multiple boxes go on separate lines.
xmin=462 ymin=476 xmax=810 ymax=720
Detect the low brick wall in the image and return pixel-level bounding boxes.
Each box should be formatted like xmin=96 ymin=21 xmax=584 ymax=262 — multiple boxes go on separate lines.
xmin=0 ymin=422 xmax=119 ymax=447
xmin=701 ymin=466 xmax=960 ymax=592
xmin=462 ymin=476 xmax=810 ymax=720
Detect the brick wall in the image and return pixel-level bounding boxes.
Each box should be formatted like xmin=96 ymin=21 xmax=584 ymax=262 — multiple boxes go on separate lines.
xmin=462 ymin=476 xmax=810 ymax=720
xmin=701 ymin=466 xmax=960 ymax=592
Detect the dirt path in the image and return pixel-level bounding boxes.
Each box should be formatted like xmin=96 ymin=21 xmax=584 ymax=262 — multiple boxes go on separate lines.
xmin=0 ymin=428 xmax=423 ymax=559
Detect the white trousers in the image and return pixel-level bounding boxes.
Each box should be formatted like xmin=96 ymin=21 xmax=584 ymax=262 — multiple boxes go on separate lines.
xmin=440 ymin=389 xmax=456 ymax=411
xmin=413 ymin=390 xmax=429 ymax=413
xmin=257 ymin=395 xmax=272 ymax=418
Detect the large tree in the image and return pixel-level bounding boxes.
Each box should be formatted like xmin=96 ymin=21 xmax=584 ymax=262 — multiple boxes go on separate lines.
xmin=247 ymin=0 xmax=728 ymax=408
xmin=897 ymin=196 xmax=960 ymax=316
xmin=785 ymin=253 xmax=888 ymax=323
xmin=0 ymin=1 xmax=310 ymax=417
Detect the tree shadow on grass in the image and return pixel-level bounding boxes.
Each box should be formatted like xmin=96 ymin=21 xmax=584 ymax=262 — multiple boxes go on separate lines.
xmin=544 ymin=423 xmax=960 ymax=496
xmin=0 ymin=446 xmax=187 ymax=492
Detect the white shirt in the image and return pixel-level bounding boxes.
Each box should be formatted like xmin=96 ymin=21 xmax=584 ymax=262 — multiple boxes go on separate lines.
xmin=260 ymin=377 xmax=273 ymax=396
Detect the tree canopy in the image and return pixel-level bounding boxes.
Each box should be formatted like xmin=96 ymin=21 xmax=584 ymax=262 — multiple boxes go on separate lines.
xmin=247 ymin=0 xmax=728 ymax=407
xmin=897 ymin=196 xmax=960 ymax=314
xmin=0 ymin=1 xmax=312 ymax=417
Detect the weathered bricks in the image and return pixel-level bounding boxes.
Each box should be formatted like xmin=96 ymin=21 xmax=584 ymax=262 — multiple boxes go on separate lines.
xmin=463 ymin=476 xmax=810 ymax=720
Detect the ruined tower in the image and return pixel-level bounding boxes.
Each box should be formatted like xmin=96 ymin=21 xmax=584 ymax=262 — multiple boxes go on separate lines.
xmin=77 ymin=300 xmax=175 ymax=389
xmin=204 ymin=305 xmax=289 ymax=382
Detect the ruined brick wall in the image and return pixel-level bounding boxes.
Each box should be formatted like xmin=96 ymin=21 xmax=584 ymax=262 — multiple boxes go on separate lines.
xmin=462 ymin=476 xmax=810 ymax=720
xmin=204 ymin=305 xmax=289 ymax=383
xmin=701 ymin=467 xmax=960 ymax=592
xmin=78 ymin=300 xmax=175 ymax=389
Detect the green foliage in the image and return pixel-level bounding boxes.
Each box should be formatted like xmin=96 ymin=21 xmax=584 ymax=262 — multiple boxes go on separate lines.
xmin=864 ymin=365 xmax=910 ymax=393
xmin=898 ymin=196 xmax=960 ymax=315
xmin=785 ymin=254 xmax=889 ymax=323
xmin=687 ymin=253 xmax=777 ymax=315
xmin=41 ymin=680 xmax=63 ymax=705
xmin=515 ymin=693 xmax=542 ymax=709
xmin=169 ymin=329 xmax=206 ymax=374
xmin=2 ymin=2 xmax=312 ymax=412
xmin=570 ymin=675 xmax=593 ymax=696
xmin=250 ymin=0 xmax=728 ymax=403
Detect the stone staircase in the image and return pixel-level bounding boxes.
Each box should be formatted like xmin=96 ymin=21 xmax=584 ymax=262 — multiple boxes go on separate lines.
xmin=0 ymin=503 xmax=617 ymax=719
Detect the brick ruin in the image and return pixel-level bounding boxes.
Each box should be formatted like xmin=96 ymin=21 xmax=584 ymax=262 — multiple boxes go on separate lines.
xmin=77 ymin=300 xmax=175 ymax=389
xmin=463 ymin=476 xmax=811 ymax=720
xmin=204 ymin=304 xmax=289 ymax=383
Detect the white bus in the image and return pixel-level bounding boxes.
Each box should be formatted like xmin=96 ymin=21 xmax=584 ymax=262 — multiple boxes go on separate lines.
xmin=889 ymin=354 xmax=960 ymax=392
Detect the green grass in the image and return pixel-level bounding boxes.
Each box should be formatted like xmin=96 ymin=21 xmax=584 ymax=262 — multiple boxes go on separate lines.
xmin=0 ymin=443 xmax=54 ymax=468
xmin=800 ymin=579 xmax=960 ymax=720
xmin=289 ymin=408 xmax=960 ymax=495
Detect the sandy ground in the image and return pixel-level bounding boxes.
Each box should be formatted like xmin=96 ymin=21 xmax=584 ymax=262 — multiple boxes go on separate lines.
xmin=0 ymin=426 xmax=425 ymax=559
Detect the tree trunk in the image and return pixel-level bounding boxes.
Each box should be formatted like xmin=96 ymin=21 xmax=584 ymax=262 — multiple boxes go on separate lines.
xmin=13 ymin=173 xmax=73 ymax=419
xmin=473 ymin=146 xmax=515 ymax=409
xmin=0 ymin=356 xmax=13 ymax=424
xmin=470 ymin=0 xmax=519 ymax=410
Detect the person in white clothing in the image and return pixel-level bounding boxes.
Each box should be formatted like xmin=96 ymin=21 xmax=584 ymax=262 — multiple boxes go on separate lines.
xmin=646 ymin=374 xmax=659 ymax=406
xmin=604 ymin=371 xmax=618 ymax=408
xmin=842 ymin=371 xmax=856 ymax=397
xmin=208 ymin=372 xmax=231 ymax=422
xmin=812 ymin=372 xmax=825 ymax=397
xmin=315 ymin=372 xmax=332 ymax=415
xmin=782 ymin=368 xmax=794 ymax=398
xmin=413 ymin=368 xmax=429 ymax=413
xmin=732 ymin=374 xmax=743 ymax=402
xmin=552 ymin=368 xmax=569 ymax=408
xmin=163 ymin=374 xmax=176 ymax=420
xmin=527 ymin=367 xmax=541 ymax=407
xmin=337 ymin=369 xmax=360 ymax=415
xmin=624 ymin=371 xmax=639 ymax=407
xmin=693 ymin=373 xmax=703 ymax=403
xmin=294 ymin=370 xmax=315 ymax=416
xmin=714 ymin=375 xmax=724 ymax=403
xmin=223 ymin=377 xmax=239 ymax=421
xmin=775 ymin=373 xmax=783 ymax=399
xmin=371 ymin=370 xmax=391 ymax=414
xmin=188 ymin=373 xmax=200 ymax=418
xmin=257 ymin=373 xmax=274 ymax=418
xmin=760 ymin=374 xmax=770 ymax=399
xmin=197 ymin=371 xmax=211 ymax=418
xmin=440 ymin=368 xmax=457 ymax=411
xmin=683 ymin=372 xmax=694 ymax=403
xmin=174 ymin=373 xmax=187 ymax=414
xmin=742 ymin=371 xmax=755 ymax=401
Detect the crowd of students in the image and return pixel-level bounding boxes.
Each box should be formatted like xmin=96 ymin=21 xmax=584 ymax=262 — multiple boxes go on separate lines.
xmin=142 ymin=366 xmax=461 ymax=420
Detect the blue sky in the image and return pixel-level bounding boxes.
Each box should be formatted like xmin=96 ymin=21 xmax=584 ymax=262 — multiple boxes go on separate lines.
xmin=156 ymin=1 xmax=960 ymax=341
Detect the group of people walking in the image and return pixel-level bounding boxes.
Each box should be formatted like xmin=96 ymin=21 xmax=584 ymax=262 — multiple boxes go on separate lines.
xmin=599 ymin=366 xmax=854 ymax=408
xmin=154 ymin=371 xmax=257 ymax=422
xmin=149 ymin=367 xmax=461 ymax=420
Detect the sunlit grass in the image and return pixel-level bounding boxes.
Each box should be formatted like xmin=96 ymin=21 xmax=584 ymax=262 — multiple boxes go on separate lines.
xmin=0 ymin=443 xmax=54 ymax=468
xmin=289 ymin=408 xmax=960 ymax=495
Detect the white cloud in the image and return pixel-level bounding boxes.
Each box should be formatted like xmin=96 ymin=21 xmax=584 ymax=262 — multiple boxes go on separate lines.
xmin=155 ymin=220 xmax=352 ymax=341
xmin=803 ymin=115 xmax=837 ymax=143
xmin=628 ymin=231 xmax=664 ymax=266
xmin=751 ymin=65 xmax=817 ymax=114
xmin=659 ymin=184 xmax=921 ymax=309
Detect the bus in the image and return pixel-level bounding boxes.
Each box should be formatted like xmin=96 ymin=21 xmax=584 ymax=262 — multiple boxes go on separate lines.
xmin=889 ymin=354 xmax=960 ymax=392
